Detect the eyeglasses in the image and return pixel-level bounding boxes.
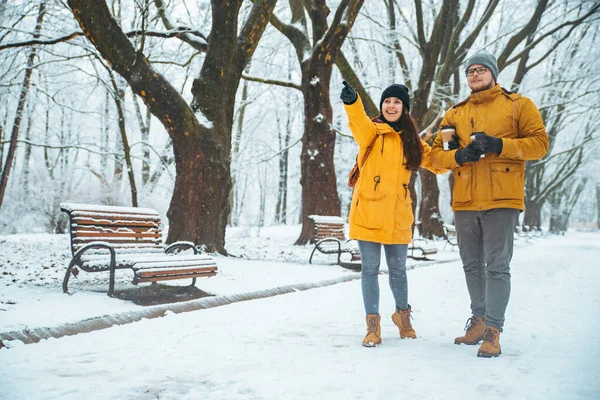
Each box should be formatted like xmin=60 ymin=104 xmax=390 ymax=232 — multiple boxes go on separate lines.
xmin=466 ymin=67 xmax=488 ymax=76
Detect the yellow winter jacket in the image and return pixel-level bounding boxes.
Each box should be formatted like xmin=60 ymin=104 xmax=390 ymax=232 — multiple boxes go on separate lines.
xmin=345 ymin=95 xmax=447 ymax=245
xmin=431 ymin=84 xmax=549 ymax=211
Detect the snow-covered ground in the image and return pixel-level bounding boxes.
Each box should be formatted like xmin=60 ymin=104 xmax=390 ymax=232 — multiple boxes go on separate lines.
xmin=1 ymin=227 xmax=599 ymax=399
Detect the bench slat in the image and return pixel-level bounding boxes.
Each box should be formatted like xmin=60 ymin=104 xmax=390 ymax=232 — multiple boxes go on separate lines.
xmin=131 ymin=259 xmax=217 ymax=269
xmin=79 ymin=245 xmax=165 ymax=252
xmin=71 ymin=217 xmax=160 ymax=228
xmin=72 ymin=225 xmax=159 ymax=233
xmin=73 ymin=231 xmax=161 ymax=239
xmin=73 ymin=237 xmax=161 ymax=245
xmin=61 ymin=203 xmax=159 ymax=215
xmin=134 ymin=271 xmax=217 ymax=283
xmin=135 ymin=265 xmax=217 ymax=277
xmin=80 ymin=254 xmax=208 ymax=270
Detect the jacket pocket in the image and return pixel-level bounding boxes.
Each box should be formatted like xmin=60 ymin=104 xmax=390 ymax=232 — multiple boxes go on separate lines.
xmin=452 ymin=164 xmax=474 ymax=206
xmin=354 ymin=192 xmax=387 ymax=230
xmin=490 ymin=161 xmax=524 ymax=200
xmin=395 ymin=195 xmax=414 ymax=232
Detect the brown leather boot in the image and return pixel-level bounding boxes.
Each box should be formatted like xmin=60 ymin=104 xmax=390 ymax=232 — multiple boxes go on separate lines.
xmin=454 ymin=316 xmax=485 ymax=345
xmin=477 ymin=326 xmax=501 ymax=357
xmin=362 ymin=314 xmax=382 ymax=347
xmin=391 ymin=305 xmax=417 ymax=339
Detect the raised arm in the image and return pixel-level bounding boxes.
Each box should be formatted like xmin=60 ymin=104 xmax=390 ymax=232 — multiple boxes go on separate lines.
xmin=341 ymin=80 xmax=377 ymax=149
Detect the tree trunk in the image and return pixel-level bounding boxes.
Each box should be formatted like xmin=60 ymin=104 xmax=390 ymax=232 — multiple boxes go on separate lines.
xmin=418 ymin=169 xmax=444 ymax=238
xmin=230 ymin=68 xmax=251 ymax=226
xmin=271 ymin=0 xmax=365 ymax=245
xmin=275 ymin=96 xmax=292 ymax=224
xmin=21 ymin=100 xmax=34 ymax=193
xmin=109 ymin=72 xmax=138 ymax=207
xmin=68 ymin=0 xmax=276 ymax=253
xmin=0 ymin=1 xmax=46 ymax=209
xmin=523 ymin=198 xmax=542 ymax=229
xmin=296 ymin=62 xmax=341 ymax=244
xmin=132 ymin=92 xmax=151 ymax=186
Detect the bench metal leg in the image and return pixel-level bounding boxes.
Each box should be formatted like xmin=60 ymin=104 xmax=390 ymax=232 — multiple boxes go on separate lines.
xmin=309 ymin=246 xmax=319 ymax=264
xmin=108 ymin=260 xmax=116 ymax=297
xmin=62 ymin=258 xmax=79 ymax=293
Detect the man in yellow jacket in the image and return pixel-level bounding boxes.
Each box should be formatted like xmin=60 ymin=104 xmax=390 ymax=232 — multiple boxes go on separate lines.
xmin=431 ymin=51 xmax=549 ymax=357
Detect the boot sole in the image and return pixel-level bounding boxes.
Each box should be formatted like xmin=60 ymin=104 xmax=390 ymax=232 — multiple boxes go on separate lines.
xmin=455 ymin=339 xmax=482 ymax=345
xmin=362 ymin=342 xmax=380 ymax=347
xmin=477 ymin=351 xmax=501 ymax=358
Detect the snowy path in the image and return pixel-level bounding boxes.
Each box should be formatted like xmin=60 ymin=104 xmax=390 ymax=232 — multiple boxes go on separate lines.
xmin=0 ymin=232 xmax=599 ymax=399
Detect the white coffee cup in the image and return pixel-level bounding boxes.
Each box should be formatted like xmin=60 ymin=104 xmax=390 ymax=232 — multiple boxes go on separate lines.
xmin=441 ymin=126 xmax=456 ymax=151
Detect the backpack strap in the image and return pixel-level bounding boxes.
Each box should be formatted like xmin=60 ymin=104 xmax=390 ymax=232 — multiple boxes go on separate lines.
xmin=360 ymin=135 xmax=378 ymax=168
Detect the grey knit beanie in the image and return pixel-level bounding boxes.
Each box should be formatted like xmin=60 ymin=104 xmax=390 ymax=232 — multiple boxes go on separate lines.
xmin=465 ymin=51 xmax=499 ymax=80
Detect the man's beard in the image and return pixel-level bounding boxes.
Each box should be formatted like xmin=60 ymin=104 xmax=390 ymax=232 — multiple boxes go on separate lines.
xmin=472 ymin=80 xmax=496 ymax=92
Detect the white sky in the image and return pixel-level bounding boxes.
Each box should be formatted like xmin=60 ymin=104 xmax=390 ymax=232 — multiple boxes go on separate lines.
xmin=0 ymin=227 xmax=599 ymax=399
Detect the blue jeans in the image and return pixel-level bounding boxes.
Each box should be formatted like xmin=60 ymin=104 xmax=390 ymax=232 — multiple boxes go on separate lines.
xmin=358 ymin=240 xmax=409 ymax=315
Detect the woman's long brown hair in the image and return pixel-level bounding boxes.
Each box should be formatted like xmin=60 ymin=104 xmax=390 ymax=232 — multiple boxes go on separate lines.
xmin=399 ymin=107 xmax=423 ymax=171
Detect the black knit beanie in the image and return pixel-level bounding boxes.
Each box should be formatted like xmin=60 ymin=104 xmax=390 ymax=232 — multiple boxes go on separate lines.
xmin=379 ymin=84 xmax=410 ymax=113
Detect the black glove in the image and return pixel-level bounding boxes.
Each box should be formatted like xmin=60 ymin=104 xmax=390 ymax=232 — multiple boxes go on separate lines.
xmin=447 ymin=133 xmax=460 ymax=151
xmin=340 ymin=80 xmax=358 ymax=105
xmin=471 ymin=132 xmax=503 ymax=155
xmin=455 ymin=142 xmax=483 ymax=165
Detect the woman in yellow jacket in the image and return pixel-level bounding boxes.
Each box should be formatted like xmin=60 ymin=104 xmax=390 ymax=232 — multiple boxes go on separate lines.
xmin=341 ymin=82 xmax=446 ymax=347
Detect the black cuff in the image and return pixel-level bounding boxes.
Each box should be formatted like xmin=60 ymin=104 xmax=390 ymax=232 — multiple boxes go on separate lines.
xmin=494 ymin=138 xmax=503 ymax=155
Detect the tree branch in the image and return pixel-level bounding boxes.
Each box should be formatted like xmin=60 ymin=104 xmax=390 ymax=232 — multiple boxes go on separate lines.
xmin=153 ymin=0 xmax=208 ymax=52
xmin=496 ymin=0 xmax=549 ymax=70
xmin=241 ymin=73 xmax=302 ymax=90
xmin=0 ymin=27 xmax=209 ymax=52
xmin=237 ymin=0 xmax=278 ymax=73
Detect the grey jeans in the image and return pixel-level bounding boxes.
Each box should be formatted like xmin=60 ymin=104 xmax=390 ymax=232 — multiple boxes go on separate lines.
xmin=454 ymin=208 xmax=520 ymax=331
xmin=357 ymin=240 xmax=409 ymax=315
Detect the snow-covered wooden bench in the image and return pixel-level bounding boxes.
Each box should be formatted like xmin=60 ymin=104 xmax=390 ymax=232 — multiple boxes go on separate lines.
xmin=408 ymin=238 xmax=438 ymax=260
xmin=60 ymin=203 xmax=217 ymax=296
xmin=308 ymin=215 xmax=361 ymax=271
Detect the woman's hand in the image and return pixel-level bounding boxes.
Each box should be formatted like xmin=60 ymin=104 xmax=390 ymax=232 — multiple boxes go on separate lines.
xmin=340 ymin=81 xmax=358 ymax=104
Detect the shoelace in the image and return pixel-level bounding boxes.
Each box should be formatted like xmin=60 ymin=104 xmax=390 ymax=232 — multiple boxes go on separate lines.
xmin=367 ymin=318 xmax=379 ymax=333
xmin=463 ymin=317 xmax=480 ymax=332
xmin=483 ymin=328 xmax=498 ymax=343
xmin=463 ymin=317 xmax=474 ymax=332
xmin=401 ymin=309 xmax=413 ymax=326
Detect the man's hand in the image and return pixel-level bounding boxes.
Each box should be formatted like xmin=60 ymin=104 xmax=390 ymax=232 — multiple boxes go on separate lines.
xmin=340 ymin=80 xmax=358 ymax=104
xmin=455 ymin=142 xmax=484 ymax=165
xmin=472 ymin=132 xmax=503 ymax=155
xmin=447 ymin=133 xmax=460 ymax=150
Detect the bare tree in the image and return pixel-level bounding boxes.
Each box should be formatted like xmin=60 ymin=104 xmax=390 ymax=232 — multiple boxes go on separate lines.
xmin=67 ymin=0 xmax=277 ymax=253
xmin=0 ymin=0 xmax=46 ymax=209
xmin=549 ymin=179 xmax=587 ymax=234
xmin=269 ymin=0 xmax=365 ymax=244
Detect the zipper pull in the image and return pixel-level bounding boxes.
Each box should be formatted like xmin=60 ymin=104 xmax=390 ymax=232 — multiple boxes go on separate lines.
xmin=374 ymin=175 xmax=381 ymax=191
